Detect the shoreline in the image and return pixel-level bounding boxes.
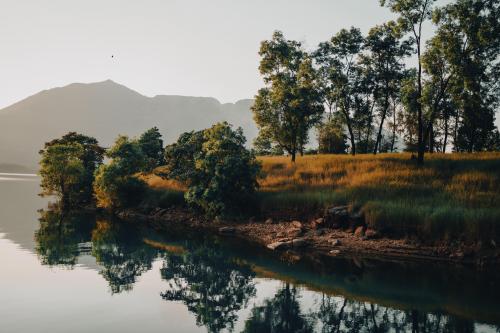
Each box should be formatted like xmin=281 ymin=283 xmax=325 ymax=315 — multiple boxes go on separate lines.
xmin=117 ymin=207 xmax=500 ymax=266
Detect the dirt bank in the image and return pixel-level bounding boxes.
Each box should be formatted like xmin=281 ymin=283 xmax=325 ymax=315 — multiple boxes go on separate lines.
xmin=117 ymin=207 xmax=500 ymax=266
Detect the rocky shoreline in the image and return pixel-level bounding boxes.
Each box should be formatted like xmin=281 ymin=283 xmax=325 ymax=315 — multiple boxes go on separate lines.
xmin=117 ymin=205 xmax=500 ymax=266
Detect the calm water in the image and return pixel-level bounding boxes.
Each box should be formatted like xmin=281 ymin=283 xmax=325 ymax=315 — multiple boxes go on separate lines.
xmin=1 ymin=175 xmax=499 ymax=333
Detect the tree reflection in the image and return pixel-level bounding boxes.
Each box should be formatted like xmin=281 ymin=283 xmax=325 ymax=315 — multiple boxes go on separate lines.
xmin=35 ymin=207 xmax=95 ymax=267
xmin=91 ymin=220 xmax=159 ymax=294
xmin=242 ymin=283 xmax=314 ymax=333
xmin=160 ymin=240 xmax=256 ymax=333
xmin=313 ymin=294 xmax=478 ymax=333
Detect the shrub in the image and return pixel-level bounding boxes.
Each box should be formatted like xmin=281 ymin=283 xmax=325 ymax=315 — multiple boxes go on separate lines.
xmin=162 ymin=122 xmax=261 ymax=217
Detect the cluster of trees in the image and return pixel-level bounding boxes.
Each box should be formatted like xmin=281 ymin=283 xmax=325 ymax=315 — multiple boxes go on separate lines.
xmin=40 ymin=123 xmax=260 ymax=217
xmin=252 ymin=0 xmax=500 ymax=163
xmin=39 ymin=128 xmax=164 ymax=210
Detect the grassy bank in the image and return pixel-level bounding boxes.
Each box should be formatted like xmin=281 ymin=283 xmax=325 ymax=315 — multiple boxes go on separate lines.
xmin=147 ymin=153 xmax=500 ymax=243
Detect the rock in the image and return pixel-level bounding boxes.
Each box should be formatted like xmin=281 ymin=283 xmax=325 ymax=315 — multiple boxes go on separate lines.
xmin=264 ymin=218 xmax=274 ymax=225
xmin=349 ymin=210 xmax=363 ymax=220
xmin=267 ymin=241 xmax=291 ymax=251
xmin=287 ymin=227 xmax=303 ymax=238
xmin=330 ymin=223 xmax=341 ymax=230
xmin=292 ymin=238 xmax=308 ymax=248
xmin=329 ymin=239 xmax=341 ymax=246
xmin=450 ymin=251 xmax=465 ymax=259
xmin=311 ymin=218 xmax=325 ymax=229
xmin=291 ymin=221 xmax=302 ymax=228
xmin=364 ymin=229 xmax=379 ymax=239
xmin=314 ymin=229 xmax=325 ymax=236
xmin=219 ymin=227 xmax=236 ymax=234
xmin=326 ymin=205 xmax=349 ymax=217
xmin=276 ymin=231 xmax=287 ymax=238
xmin=354 ymin=226 xmax=365 ymax=237
xmin=329 ymin=250 xmax=341 ymax=256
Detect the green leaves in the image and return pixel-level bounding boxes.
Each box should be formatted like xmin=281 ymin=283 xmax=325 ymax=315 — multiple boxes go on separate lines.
xmin=162 ymin=122 xmax=260 ymax=218
xmin=39 ymin=132 xmax=104 ymax=208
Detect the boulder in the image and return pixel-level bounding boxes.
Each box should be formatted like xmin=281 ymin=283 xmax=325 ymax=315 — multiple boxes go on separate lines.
xmin=364 ymin=229 xmax=379 ymax=239
xmin=329 ymin=239 xmax=341 ymax=246
xmin=325 ymin=205 xmax=349 ymax=217
xmin=264 ymin=218 xmax=274 ymax=225
xmin=292 ymin=238 xmax=308 ymax=248
xmin=287 ymin=227 xmax=303 ymax=238
xmin=311 ymin=218 xmax=325 ymax=229
xmin=354 ymin=226 xmax=365 ymax=237
xmin=267 ymin=241 xmax=291 ymax=251
xmin=329 ymin=250 xmax=341 ymax=256
xmin=291 ymin=221 xmax=303 ymax=228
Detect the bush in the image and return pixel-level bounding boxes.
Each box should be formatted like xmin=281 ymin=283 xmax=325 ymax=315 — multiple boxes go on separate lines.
xmin=162 ymin=122 xmax=261 ymax=217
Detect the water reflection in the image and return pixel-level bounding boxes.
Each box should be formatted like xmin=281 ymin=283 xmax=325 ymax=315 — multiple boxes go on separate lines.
xmin=160 ymin=240 xmax=256 ymax=332
xmin=32 ymin=206 xmax=500 ymax=333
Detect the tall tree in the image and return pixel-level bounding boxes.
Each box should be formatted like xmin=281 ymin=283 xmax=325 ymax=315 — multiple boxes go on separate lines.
xmin=253 ymin=31 xmax=324 ymax=162
xmin=434 ymin=0 xmax=500 ymax=152
xmin=363 ymin=23 xmax=410 ymax=154
xmin=381 ymin=0 xmax=437 ymax=163
xmin=314 ymin=27 xmax=365 ymax=155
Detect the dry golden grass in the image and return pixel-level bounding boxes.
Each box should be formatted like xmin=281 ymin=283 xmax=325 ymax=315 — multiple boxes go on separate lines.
xmin=257 ymin=152 xmax=500 ymax=241
xmin=149 ymin=152 xmax=500 ymax=241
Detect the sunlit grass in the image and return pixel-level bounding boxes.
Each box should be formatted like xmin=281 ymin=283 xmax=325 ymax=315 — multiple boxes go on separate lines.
xmin=149 ymin=152 xmax=500 ymax=242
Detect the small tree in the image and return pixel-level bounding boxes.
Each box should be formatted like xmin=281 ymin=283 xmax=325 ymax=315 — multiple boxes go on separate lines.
xmin=94 ymin=136 xmax=147 ymax=210
xmin=39 ymin=143 xmax=86 ymax=209
xmin=317 ymin=116 xmax=348 ymax=154
xmin=162 ymin=122 xmax=260 ymax=217
xmin=39 ymin=132 xmax=104 ymax=208
xmin=138 ymin=127 xmax=164 ymax=172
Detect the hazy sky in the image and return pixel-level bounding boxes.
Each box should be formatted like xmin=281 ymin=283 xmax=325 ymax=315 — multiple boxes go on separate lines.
xmin=1 ymin=0 xmax=448 ymax=108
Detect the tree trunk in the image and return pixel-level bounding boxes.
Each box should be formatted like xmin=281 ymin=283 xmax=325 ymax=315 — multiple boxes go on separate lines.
xmin=429 ymin=123 xmax=434 ymax=153
xmin=391 ymin=101 xmax=397 ymax=152
xmin=291 ymin=151 xmax=296 ymax=162
xmin=374 ymin=94 xmax=389 ymax=155
xmin=416 ymin=37 xmax=425 ymax=165
xmin=443 ymin=116 xmax=448 ymax=153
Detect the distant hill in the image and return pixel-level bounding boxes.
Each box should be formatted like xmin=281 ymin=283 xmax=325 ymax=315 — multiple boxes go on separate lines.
xmin=0 ymin=80 xmax=256 ymax=169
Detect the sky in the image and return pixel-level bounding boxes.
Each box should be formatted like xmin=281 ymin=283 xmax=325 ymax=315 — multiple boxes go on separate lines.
xmin=1 ymin=0 xmax=450 ymax=108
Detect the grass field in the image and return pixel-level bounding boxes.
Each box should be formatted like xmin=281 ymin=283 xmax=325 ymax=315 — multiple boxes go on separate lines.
xmin=147 ymin=153 xmax=500 ymax=242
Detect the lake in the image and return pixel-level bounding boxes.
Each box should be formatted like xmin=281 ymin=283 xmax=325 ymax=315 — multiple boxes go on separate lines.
xmin=1 ymin=174 xmax=499 ymax=333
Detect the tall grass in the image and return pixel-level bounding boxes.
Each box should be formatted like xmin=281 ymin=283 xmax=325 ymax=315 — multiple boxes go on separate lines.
xmin=147 ymin=152 xmax=500 ymax=242
xmin=257 ymin=153 xmax=500 ymax=242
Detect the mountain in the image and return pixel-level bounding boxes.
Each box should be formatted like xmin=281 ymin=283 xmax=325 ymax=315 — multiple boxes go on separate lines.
xmin=0 ymin=80 xmax=256 ymax=170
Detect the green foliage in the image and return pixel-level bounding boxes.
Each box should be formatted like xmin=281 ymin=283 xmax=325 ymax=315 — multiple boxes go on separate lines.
xmin=252 ymin=31 xmax=324 ymax=162
xmin=317 ymin=116 xmax=348 ymax=154
xmin=39 ymin=132 xmax=104 ymax=207
xmin=162 ymin=130 xmax=204 ymax=183
xmin=252 ymin=131 xmax=284 ymax=156
xmin=162 ymin=122 xmax=260 ymax=217
xmin=138 ymin=127 xmax=164 ymax=172
xmin=94 ymin=136 xmax=148 ymax=209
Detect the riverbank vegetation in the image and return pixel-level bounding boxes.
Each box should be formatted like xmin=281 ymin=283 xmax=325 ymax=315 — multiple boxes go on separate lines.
xmin=37 ymin=0 xmax=500 ymax=247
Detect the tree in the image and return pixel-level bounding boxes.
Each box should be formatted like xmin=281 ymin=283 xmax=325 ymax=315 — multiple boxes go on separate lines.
xmin=252 ymin=31 xmax=324 ymax=162
xmin=317 ymin=115 xmax=348 ymax=154
xmin=39 ymin=144 xmax=86 ymax=209
xmin=94 ymin=135 xmax=147 ymax=209
xmin=138 ymin=127 xmax=164 ymax=172
xmin=380 ymin=0 xmax=437 ymax=163
xmin=39 ymin=132 xmax=104 ymax=207
xmin=314 ymin=27 xmax=365 ymax=155
xmin=434 ymin=0 xmax=500 ymax=152
xmin=162 ymin=122 xmax=261 ymax=217
xmin=364 ymin=23 xmax=410 ymax=154
xmin=252 ymin=130 xmax=284 ymax=156
xmin=161 ymin=240 xmax=256 ymax=333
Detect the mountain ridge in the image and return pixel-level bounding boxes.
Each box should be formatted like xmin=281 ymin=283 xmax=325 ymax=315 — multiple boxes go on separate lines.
xmin=0 ymin=80 xmax=256 ymax=170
